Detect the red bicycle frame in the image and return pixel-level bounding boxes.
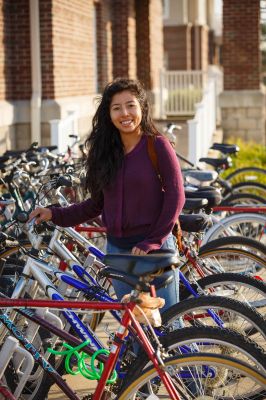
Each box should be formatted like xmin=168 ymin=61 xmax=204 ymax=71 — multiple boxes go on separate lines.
xmin=0 ymin=298 xmax=180 ymax=400
xmin=213 ymin=205 xmax=266 ymax=213
xmin=0 ymin=380 xmax=16 ymax=400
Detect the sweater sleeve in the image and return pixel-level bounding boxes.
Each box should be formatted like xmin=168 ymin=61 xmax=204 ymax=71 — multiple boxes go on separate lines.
xmin=136 ymin=137 xmax=185 ymax=252
xmin=51 ymin=194 xmax=103 ymax=227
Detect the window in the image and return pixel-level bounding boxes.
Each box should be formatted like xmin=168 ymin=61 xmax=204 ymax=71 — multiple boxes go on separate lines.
xmin=163 ymin=0 xmax=170 ymax=19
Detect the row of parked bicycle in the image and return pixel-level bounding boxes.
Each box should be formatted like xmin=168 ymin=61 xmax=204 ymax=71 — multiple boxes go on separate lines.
xmin=0 ymin=132 xmax=264 ymax=399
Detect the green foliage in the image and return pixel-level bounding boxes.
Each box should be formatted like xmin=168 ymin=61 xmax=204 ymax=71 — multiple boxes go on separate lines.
xmin=221 ymin=138 xmax=266 ymax=184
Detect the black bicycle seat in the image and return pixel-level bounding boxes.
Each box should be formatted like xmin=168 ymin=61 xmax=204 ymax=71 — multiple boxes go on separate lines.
xmin=183 ymin=169 xmax=218 ymax=183
xmin=3 ymin=149 xmax=25 ymax=157
xmin=0 ymin=156 xmax=10 ymax=164
xmin=37 ymin=145 xmax=58 ymax=152
xmin=183 ymin=198 xmax=208 ymax=212
xmin=103 ymin=250 xmax=178 ymax=277
xmin=185 ymin=187 xmax=222 ymax=208
xmin=179 ymin=214 xmax=211 ymax=232
xmin=210 ymin=143 xmax=240 ymax=154
xmin=100 ymin=266 xmax=174 ymax=290
xmin=199 ymin=157 xmax=232 ymax=169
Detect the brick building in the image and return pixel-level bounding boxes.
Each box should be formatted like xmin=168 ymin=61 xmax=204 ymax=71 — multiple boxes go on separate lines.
xmin=163 ymin=0 xmax=222 ymax=71
xmin=0 ymin=0 xmax=264 ymax=151
xmin=220 ymin=0 xmax=265 ymax=143
xmin=0 ymin=0 xmax=164 ymax=151
xmin=163 ymin=0 xmax=265 ymax=144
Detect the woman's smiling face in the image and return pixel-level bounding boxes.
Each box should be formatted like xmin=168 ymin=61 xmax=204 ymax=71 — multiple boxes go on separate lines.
xmin=110 ymin=90 xmax=142 ymax=137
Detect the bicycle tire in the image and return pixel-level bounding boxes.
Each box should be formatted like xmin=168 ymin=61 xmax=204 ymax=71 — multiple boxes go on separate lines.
xmin=220 ymin=192 xmax=265 ymax=206
xmin=202 ymin=213 xmax=266 ymax=243
xmin=180 ymin=272 xmax=266 ymax=312
xmin=118 ymin=353 xmax=266 ymax=399
xmin=225 ymin=166 xmax=266 ymax=184
xmin=200 ymin=236 xmax=266 ymax=261
xmin=181 ymin=246 xmax=266 ymax=282
xmin=161 ymin=295 xmax=266 ymax=347
xmin=199 ymin=246 xmax=266 ymax=275
xmin=126 ymin=326 xmax=266 ymax=386
xmin=231 ymin=181 xmax=266 ymax=198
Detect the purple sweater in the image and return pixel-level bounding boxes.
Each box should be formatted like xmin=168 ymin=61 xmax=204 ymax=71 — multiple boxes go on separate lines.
xmin=51 ymin=135 xmax=185 ymax=252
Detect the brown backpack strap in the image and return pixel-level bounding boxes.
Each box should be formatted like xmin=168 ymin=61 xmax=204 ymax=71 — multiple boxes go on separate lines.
xmin=147 ymin=135 xmax=162 ymax=183
xmin=147 ymin=135 xmax=183 ymax=251
xmin=172 ymin=219 xmax=183 ymax=254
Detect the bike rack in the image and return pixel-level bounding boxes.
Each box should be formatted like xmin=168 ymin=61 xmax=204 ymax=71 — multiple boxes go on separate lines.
xmin=0 ymin=336 xmax=34 ymax=398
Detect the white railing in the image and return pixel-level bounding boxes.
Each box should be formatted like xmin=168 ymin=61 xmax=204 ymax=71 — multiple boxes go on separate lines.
xmin=160 ymin=70 xmax=207 ymax=116
xmin=187 ymin=78 xmax=216 ymax=164
xmin=50 ymin=111 xmax=78 ymax=153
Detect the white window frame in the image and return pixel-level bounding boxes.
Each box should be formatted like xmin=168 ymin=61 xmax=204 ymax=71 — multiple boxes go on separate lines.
xmin=163 ymin=0 xmax=170 ymax=19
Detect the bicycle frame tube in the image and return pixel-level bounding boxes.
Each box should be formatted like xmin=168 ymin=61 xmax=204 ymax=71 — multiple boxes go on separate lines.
xmin=0 ymin=298 xmax=181 ymax=400
xmin=179 ymin=271 xmax=224 ymax=327
xmin=31 ymin=242 xmax=227 ymax=330
xmin=213 ymin=206 xmax=266 ymax=213
xmin=94 ymin=305 xmax=180 ymax=400
xmin=15 ymin=307 xmax=107 ymax=363
xmin=0 ymin=380 xmax=16 ymax=400
xmin=19 ymin=256 xmax=105 ymax=348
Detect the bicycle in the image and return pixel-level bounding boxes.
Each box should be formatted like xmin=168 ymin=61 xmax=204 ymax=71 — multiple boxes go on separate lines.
xmin=0 ymin=261 xmax=265 ymax=399
xmin=165 ymin=122 xmax=266 ymax=200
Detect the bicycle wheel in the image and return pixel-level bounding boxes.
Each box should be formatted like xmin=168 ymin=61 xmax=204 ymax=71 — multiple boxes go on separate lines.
xmin=181 ymin=246 xmax=266 ymax=282
xmin=231 ymin=181 xmax=266 ymax=198
xmin=225 ymin=166 xmax=266 ymax=186
xmin=180 ymin=272 xmax=266 ymax=314
xmin=220 ymin=192 xmax=265 ymax=206
xmin=161 ymin=296 xmax=266 ymax=348
xmin=118 ymin=353 xmax=266 ymax=399
xmin=200 ymin=236 xmax=266 ymax=261
xmin=126 ymin=326 xmax=266 ymax=387
xmin=160 ymin=326 xmax=266 ymax=370
xmin=203 ymin=213 xmax=266 ymax=244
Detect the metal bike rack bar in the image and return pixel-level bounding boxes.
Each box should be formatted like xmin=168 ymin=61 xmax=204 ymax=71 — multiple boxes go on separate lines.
xmin=0 ymin=336 xmax=34 ymax=398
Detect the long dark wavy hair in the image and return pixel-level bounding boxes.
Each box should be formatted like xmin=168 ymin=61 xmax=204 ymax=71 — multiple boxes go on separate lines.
xmin=84 ymin=78 xmax=159 ymax=199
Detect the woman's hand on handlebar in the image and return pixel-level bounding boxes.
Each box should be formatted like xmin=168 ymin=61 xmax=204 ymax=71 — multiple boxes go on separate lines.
xmin=29 ymin=207 xmax=52 ymax=224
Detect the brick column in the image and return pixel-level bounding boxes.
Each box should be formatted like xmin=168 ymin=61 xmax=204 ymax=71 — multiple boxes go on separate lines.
xmin=191 ymin=25 xmax=209 ymax=71
xmin=135 ymin=0 xmax=164 ymax=117
xmin=0 ymin=0 xmax=31 ymax=150
xmin=40 ymin=0 xmax=54 ymax=100
xmin=112 ymin=0 xmax=136 ymax=79
xmin=135 ymin=0 xmax=150 ymax=88
xmin=164 ymin=25 xmax=192 ymax=70
xmin=95 ymin=0 xmax=113 ymax=92
xmin=220 ymin=0 xmax=265 ymax=143
xmin=40 ymin=0 xmax=98 ymax=146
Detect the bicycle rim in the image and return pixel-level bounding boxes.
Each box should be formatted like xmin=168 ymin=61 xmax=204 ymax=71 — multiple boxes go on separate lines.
xmin=118 ymin=353 xmax=266 ymax=399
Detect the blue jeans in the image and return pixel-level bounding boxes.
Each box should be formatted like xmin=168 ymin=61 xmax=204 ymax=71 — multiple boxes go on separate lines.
xmin=106 ymin=234 xmax=179 ymax=312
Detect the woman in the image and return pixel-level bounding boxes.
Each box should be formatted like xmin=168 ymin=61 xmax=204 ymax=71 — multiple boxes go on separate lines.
xmin=30 ymin=78 xmax=185 ymax=309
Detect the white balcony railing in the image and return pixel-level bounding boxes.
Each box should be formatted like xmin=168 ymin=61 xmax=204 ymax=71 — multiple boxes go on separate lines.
xmin=187 ymin=78 xmax=216 ymax=164
xmin=160 ymin=70 xmax=207 ymax=117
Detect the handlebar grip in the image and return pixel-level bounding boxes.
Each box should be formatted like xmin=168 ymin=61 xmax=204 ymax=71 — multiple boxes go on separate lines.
xmin=56 ymin=175 xmax=73 ymax=188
